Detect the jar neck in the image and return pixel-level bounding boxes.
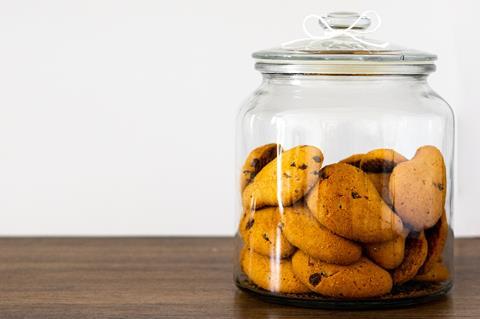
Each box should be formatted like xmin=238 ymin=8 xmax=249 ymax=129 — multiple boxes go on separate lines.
xmin=261 ymin=74 xmax=429 ymax=86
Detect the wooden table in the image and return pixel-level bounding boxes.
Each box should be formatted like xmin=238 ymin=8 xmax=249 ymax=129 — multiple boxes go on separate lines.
xmin=0 ymin=237 xmax=478 ymax=318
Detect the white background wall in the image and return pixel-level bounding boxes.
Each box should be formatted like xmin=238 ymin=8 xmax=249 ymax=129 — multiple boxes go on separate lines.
xmin=0 ymin=0 xmax=478 ymax=236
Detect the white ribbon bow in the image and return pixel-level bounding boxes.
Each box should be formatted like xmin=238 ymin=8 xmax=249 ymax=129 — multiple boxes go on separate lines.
xmin=282 ymin=10 xmax=389 ymax=49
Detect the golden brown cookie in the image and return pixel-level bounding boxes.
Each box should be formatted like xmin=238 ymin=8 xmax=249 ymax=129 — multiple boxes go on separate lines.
xmin=281 ymin=204 xmax=362 ymax=265
xmin=392 ymin=231 xmax=428 ymax=285
xmin=367 ymin=172 xmax=392 ymax=206
xmin=359 ymin=148 xmax=407 ymax=173
xmin=292 ymin=251 xmax=393 ymax=298
xmin=240 ymin=143 xmax=281 ymax=191
xmin=242 ymin=145 xmax=324 ymax=210
xmin=239 ymin=207 xmax=295 ymax=258
xmin=339 ymin=153 xmax=364 ymax=168
xmin=389 ymin=145 xmax=446 ymax=230
xmin=365 ymin=229 xmax=409 ymax=270
xmin=419 ymin=210 xmax=449 ymax=273
xmin=414 ymin=262 xmax=449 ymax=282
xmin=241 ymin=248 xmax=309 ymax=293
xmin=306 ymin=163 xmax=404 ymax=243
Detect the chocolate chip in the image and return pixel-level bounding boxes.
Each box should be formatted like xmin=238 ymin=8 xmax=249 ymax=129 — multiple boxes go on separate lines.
xmin=320 ymin=170 xmax=330 ymax=179
xmin=298 ymin=163 xmax=308 ymax=170
xmin=312 ymin=156 xmax=322 ymax=163
xmin=283 ymin=173 xmax=291 ymax=178
xmin=262 ymin=233 xmax=271 ymax=243
xmin=309 ymin=273 xmax=322 ymax=286
xmin=245 ymin=219 xmax=255 ymax=230
xmin=250 ymin=158 xmax=260 ymax=170
xmin=290 ymin=162 xmax=296 ymax=167
xmin=433 ymin=182 xmax=445 ymax=191
xmin=266 ymin=147 xmax=278 ymax=159
xmin=362 ymin=159 xmax=395 ymax=173
xmin=351 ymin=191 xmax=361 ymax=199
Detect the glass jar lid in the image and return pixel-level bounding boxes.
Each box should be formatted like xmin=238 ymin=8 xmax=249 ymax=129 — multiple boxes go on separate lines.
xmin=253 ymin=11 xmax=437 ymax=75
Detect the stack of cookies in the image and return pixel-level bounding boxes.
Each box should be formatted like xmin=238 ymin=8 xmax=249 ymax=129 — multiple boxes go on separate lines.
xmin=238 ymin=144 xmax=449 ymax=298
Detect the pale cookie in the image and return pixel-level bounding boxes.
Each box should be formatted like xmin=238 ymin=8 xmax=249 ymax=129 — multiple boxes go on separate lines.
xmin=419 ymin=210 xmax=449 ymax=274
xmin=239 ymin=207 xmax=295 ymax=258
xmin=359 ymin=148 xmax=407 ymax=173
xmin=392 ymin=231 xmax=428 ymax=285
xmin=306 ymin=163 xmax=404 ymax=243
xmin=292 ymin=251 xmax=393 ymax=298
xmin=240 ymin=143 xmax=281 ymax=191
xmin=339 ymin=153 xmax=364 ymax=168
xmin=367 ymin=172 xmax=393 ymax=206
xmin=365 ymin=229 xmax=409 ymax=270
xmin=241 ymin=248 xmax=309 ymax=293
xmin=243 ymin=145 xmax=324 ymax=210
xmin=281 ymin=204 xmax=362 ymax=265
xmin=389 ymin=145 xmax=446 ymax=230
xmin=414 ymin=262 xmax=449 ymax=282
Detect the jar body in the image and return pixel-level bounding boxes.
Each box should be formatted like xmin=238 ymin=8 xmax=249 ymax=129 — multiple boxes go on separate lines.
xmin=234 ymin=74 xmax=454 ymax=308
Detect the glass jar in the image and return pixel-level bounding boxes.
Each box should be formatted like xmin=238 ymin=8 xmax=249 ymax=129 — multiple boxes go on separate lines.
xmin=234 ymin=12 xmax=454 ymax=308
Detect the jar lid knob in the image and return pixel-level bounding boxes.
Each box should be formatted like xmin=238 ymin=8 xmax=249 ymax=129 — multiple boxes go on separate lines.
xmin=323 ymin=12 xmax=371 ymax=30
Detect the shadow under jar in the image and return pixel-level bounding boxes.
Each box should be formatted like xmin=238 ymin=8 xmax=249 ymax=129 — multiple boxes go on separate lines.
xmin=234 ymin=12 xmax=454 ymax=309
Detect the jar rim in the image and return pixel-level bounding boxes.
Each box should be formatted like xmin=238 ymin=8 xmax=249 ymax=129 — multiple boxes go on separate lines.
xmin=254 ymin=60 xmax=436 ymax=75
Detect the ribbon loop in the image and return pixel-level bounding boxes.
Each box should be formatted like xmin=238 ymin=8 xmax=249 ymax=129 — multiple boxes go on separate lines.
xmin=283 ymin=11 xmax=389 ymax=50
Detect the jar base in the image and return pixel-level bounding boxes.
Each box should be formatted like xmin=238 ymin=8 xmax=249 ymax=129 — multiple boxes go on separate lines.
xmin=235 ymin=274 xmax=452 ymax=309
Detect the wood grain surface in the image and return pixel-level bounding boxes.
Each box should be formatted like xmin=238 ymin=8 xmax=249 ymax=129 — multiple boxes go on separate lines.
xmin=0 ymin=237 xmax=478 ymax=318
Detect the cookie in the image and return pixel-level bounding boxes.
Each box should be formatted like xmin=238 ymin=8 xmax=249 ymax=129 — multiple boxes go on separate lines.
xmin=365 ymin=229 xmax=409 ymax=270
xmin=339 ymin=153 xmax=364 ymax=168
xmin=414 ymin=262 xmax=449 ymax=282
xmin=359 ymin=148 xmax=407 ymax=173
xmin=239 ymin=207 xmax=295 ymax=258
xmin=292 ymin=251 xmax=393 ymax=298
xmin=242 ymin=145 xmax=324 ymax=210
xmin=241 ymin=248 xmax=309 ymax=293
xmin=281 ymin=204 xmax=362 ymax=265
xmin=306 ymin=163 xmax=404 ymax=243
xmin=367 ymin=172 xmax=392 ymax=206
xmin=389 ymin=145 xmax=446 ymax=230
xmin=240 ymin=143 xmax=281 ymax=191
xmin=419 ymin=210 xmax=448 ymax=274
xmin=392 ymin=231 xmax=428 ymax=285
